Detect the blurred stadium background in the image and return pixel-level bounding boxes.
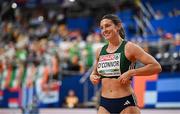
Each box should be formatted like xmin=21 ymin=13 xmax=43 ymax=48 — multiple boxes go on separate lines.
xmin=0 ymin=0 xmax=180 ymax=114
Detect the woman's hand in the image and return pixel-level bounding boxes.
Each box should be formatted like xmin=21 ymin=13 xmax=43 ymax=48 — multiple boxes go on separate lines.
xmin=90 ymin=75 xmax=100 ymax=85
xmin=118 ymin=71 xmax=132 ymax=85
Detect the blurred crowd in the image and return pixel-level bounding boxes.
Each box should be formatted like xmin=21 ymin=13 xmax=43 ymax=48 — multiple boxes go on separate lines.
xmin=0 ymin=6 xmax=107 ymax=90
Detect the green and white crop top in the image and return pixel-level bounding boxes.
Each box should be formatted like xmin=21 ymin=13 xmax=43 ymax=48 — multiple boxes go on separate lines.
xmin=97 ymin=40 xmax=135 ymax=79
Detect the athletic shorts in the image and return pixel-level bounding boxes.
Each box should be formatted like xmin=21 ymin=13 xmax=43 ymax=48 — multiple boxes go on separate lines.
xmin=99 ymin=94 xmax=137 ymax=114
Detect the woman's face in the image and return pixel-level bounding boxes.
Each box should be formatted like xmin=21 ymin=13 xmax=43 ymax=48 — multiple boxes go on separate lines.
xmin=100 ymin=19 xmax=119 ymax=40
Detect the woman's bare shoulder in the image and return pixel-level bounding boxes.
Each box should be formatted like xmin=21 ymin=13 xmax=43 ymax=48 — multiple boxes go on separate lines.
xmin=126 ymin=41 xmax=138 ymax=47
xmin=125 ymin=41 xmax=143 ymax=61
xmin=125 ymin=41 xmax=142 ymax=52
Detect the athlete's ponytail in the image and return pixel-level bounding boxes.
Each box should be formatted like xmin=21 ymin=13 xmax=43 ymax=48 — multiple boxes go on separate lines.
xmin=101 ymin=14 xmax=125 ymax=39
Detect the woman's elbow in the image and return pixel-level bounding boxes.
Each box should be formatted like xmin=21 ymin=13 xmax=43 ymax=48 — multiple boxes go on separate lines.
xmin=155 ymin=63 xmax=162 ymax=73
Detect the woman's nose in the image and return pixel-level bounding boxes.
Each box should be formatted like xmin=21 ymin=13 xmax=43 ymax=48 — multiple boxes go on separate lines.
xmin=102 ymin=28 xmax=108 ymax=33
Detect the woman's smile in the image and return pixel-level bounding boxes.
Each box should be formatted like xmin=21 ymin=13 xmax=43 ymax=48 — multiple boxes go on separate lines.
xmin=103 ymin=31 xmax=112 ymax=39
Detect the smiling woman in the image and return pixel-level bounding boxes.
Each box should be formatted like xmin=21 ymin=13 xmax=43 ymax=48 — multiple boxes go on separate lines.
xmin=90 ymin=14 xmax=162 ymax=114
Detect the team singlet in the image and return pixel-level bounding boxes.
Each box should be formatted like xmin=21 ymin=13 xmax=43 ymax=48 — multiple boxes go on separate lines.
xmin=97 ymin=40 xmax=135 ymax=78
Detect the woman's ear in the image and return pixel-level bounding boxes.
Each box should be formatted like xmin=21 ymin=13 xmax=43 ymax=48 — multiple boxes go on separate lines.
xmin=117 ymin=23 xmax=122 ymax=30
xmin=115 ymin=23 xmax=121 ymax=33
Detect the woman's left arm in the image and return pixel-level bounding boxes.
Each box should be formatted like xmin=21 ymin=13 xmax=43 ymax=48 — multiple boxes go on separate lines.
xmin=119 ymin=42 xmax=162 ymax=84
xmin=128 ymin=42 xmax=162 ymax=76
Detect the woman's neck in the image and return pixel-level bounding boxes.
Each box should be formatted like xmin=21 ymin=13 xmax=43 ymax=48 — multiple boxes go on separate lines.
xmin=109 ymin=36 xmax=123 ymax=47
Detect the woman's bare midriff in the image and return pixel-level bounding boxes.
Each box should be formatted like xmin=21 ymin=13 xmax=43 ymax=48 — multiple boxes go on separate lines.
xmin=101 ymin=78 xmax=134 ymax=98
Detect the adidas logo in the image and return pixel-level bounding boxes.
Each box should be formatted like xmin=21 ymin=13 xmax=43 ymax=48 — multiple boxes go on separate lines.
xmin=124 ymin=100 xmax=131 ymax=106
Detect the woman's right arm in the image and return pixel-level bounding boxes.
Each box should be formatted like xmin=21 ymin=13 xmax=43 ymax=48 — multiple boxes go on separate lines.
xmin=89 ymin=47 xmax=101 ymax=85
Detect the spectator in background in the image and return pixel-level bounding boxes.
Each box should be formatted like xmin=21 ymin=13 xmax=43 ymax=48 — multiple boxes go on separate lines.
xmin=159 ymin=32 xmax=174 ymax=53
xmin=82 ymin=35 xmax=95 ymax=70
xmin=63 ymin=89 xmax=79 ymax=108
xmin=154 ymin=10 xmax=164 ymax=20
xmin=48 ymin=24 xmax=62 ymax=45
xmin=66 ymin=55 xmax=84 ymax=73
xmin=157 ymin=27 xmax=165 ymax=37
xmin=58 ymin=24 xmax=69 ymax=41
xmin=1 ymin=22 xmax=15 ymax=44
xmin=174 ymin=33 xmax=180 ymax=46
xmin=169 ymin=8 xmax=180 ymax=17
